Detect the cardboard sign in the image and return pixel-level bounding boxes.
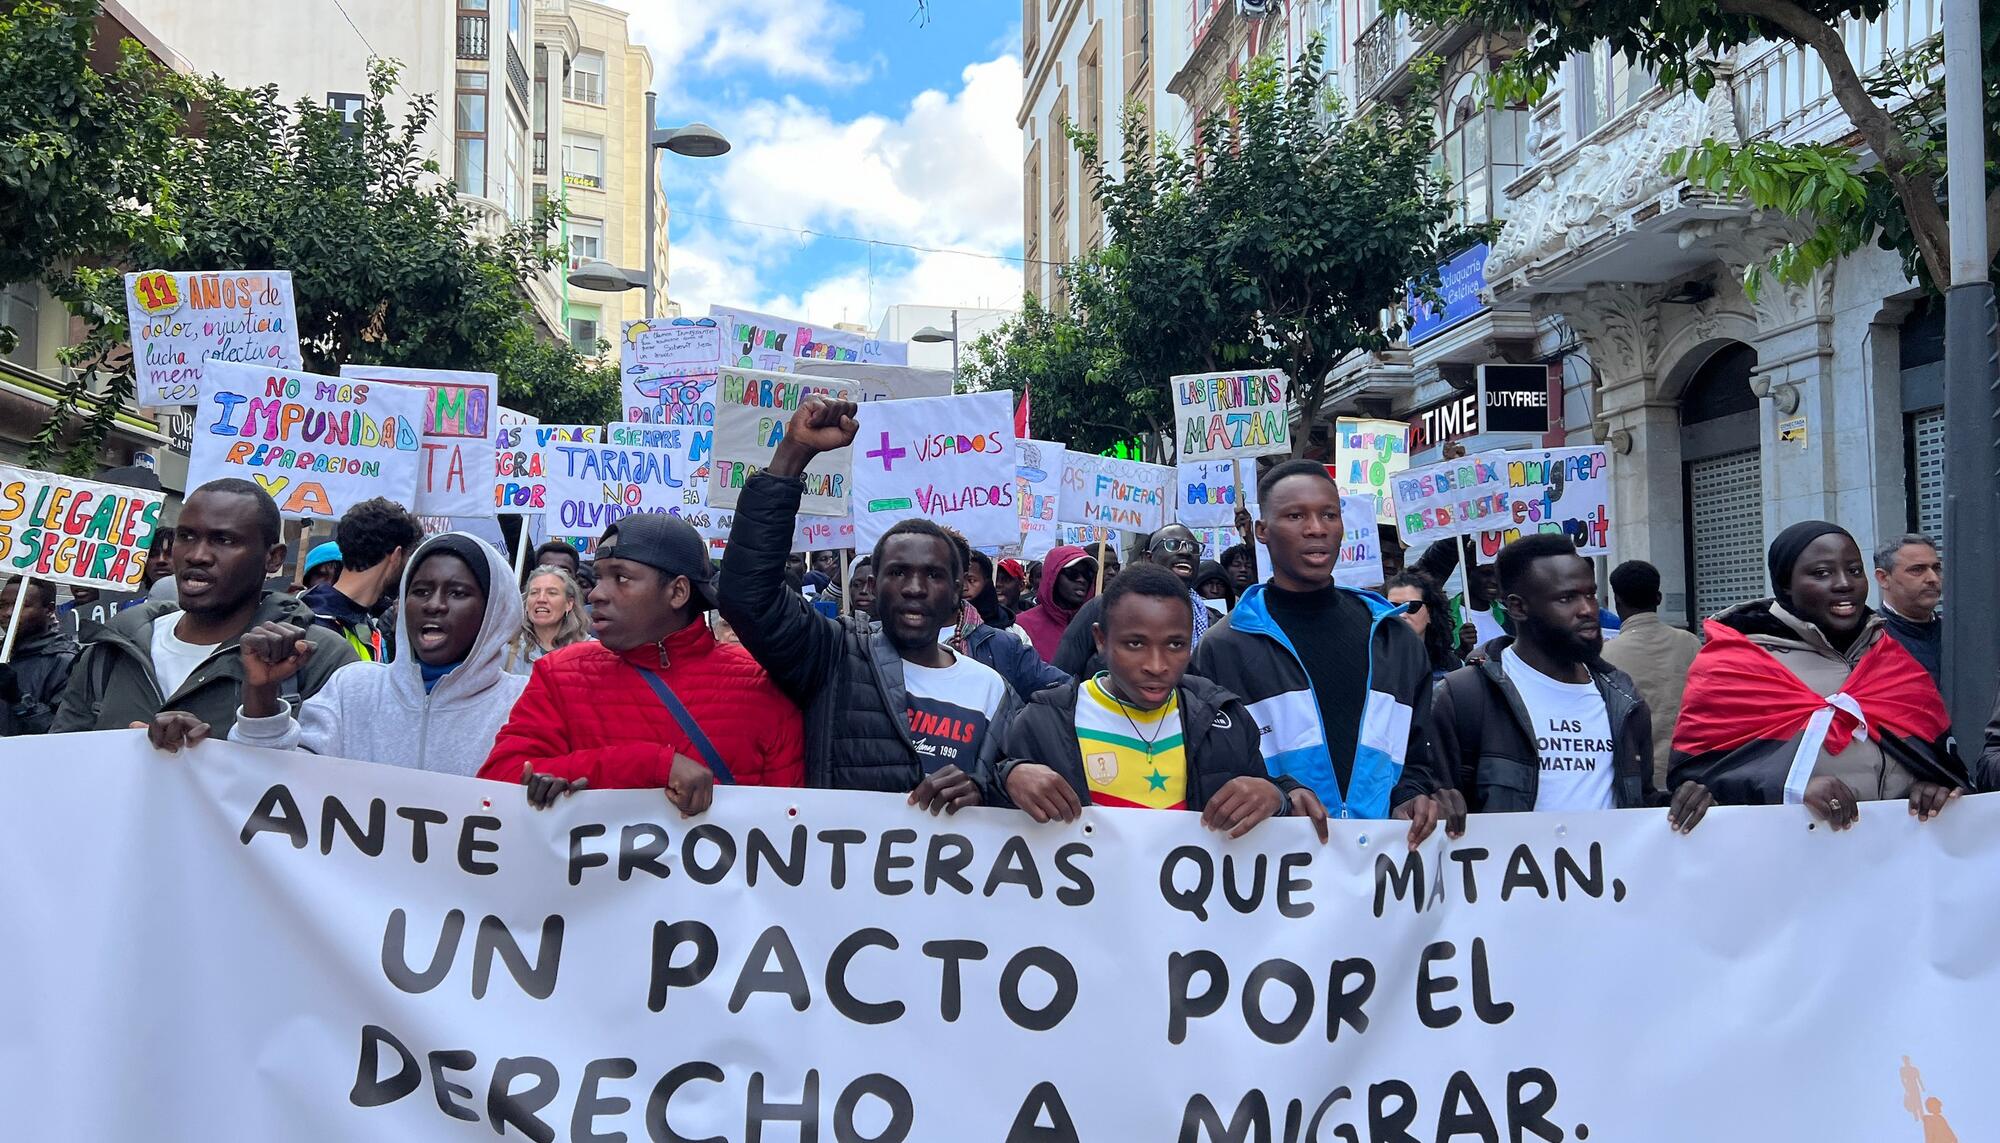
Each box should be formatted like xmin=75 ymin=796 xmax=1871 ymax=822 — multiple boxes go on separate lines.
xmin=708 ymin=369 xmax=889 ymax=517
xmin=1473 ymin=447 xmax=1613 ymax=560
xmin=336 ymin=366 xmax=496 ymax=518
xmin=709 ymin=304 xmax=908 ymax=370
xmin=0 ymin=466 xmax=165 ymax=590
xmin=1016 ymin=439 xmax=1068 ymax=561
xmin=1170 ymin=369 xmax=1291 ymax=462
xmin=1478 ymin=364 xmax=1553 ymax=434
xmin=1059 ymin=454 xmax=1173 ymax=534
xmin=619 ymin=318 xmax=724 ymax=425
xmin=851 ymin=391 xmax=1018 ymax=552
xmin=186 ymin=361 xmax=423 ymax=521
xmin=1333 ymin=418 xmax=1411 ymax=525
xmin=124 ymin=270 xmax=302 ymax=408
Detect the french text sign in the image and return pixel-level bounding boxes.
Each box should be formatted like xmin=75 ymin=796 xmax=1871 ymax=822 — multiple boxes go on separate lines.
xmin=187 ymin=360 xmax=423 ymax=521
xmin=1389 ymin=452 xmax=1512 ymax=544
xmin=852 ymin=391 xmax=1018 ymax=551
xmin=8 ymin=733 xmax=2000 ymax=1142
xmin=125 ymin=270 xmax=301 ymax=407
xmin=337 ymin=366 xmax=497 ymax=518
xmin=1475 ymin=447 xmax=1613 ymax=560
xmin=0 ymin=466 xmax=164 ymax=590
xmin=1171 ymin=369 xmax=1291 ymax=462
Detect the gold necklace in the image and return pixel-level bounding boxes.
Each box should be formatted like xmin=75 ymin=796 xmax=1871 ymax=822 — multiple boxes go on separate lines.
xmin=1097 ymin=673 xmax=1167 ymax=758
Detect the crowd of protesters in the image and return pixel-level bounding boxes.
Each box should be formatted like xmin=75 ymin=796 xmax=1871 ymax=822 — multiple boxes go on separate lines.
xmin=24 ymin=394 xmax=1991 ymax=844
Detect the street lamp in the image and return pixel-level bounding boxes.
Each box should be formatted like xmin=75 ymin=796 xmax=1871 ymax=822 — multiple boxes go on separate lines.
xmin=566 ymin=258 xmax=645 ymax=294
xmin=912 ymin=309 xmax=960 ymax=379
xmin=644 ymin=91 xmax=731 ymax=317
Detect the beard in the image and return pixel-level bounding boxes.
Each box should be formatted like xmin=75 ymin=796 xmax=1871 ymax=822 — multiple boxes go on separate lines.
xmin=1520 ymin=614 xmax=1601 ymax=666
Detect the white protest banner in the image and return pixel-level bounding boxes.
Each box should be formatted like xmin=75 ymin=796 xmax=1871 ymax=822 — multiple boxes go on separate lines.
xmin=710 ymin=304 xmax=909 ymax=370
xmin=793 ymin=512 xmax=855 ymax=553
xmin=792 ymin=359 xmax=953 ymax=400
xmin=491 ymin=406 xmax=540 ymax=513
xmin=1059 ymin=453 xmax=1173 ymax=534
xmin=124 ymin=269 xmax=301 ymax=407
xmin=11 ymin=732 xmax=2000 ymax=1142
xmin=619 ymin=317 xmax=723 ymax=425
xmin=0 ymin=465 xmax=164 ymax=590
xmin=1195 ymin=527 xmax=1241 ymax=564
xmin=606 ymin=421 xmax=713 ymax=513
xmin=336 ymin=365 xmax=497 ymax=518
xmin=1176 ymin=459 xmax=1246 ymax=528
xmin=497 ymin=422 xmax=597 ymax=520
xmin=186 ymin=360 xmax=423 ymax=521
xmin=1335 ymin=417 xmax=1411 ymax=525
xmin=1473 ymin=446 xmax=1613 ymax=562
xmin=851 ymin=391 xmax=1018 ymax=552
xmin=1336 ymin=492 xmax=1385 ymax=590
xmin=1171 ymin=368 xmax=1291 ymax=462
xmin=542 ymin=438 xmax=712 ymax=540
xmin=1015 ymin=438 xmax=1068 ymax=561
xmin=1389 ymin=450 xmax=1512 ymax=545
xmin=708 ymin=368 xmax=889 ymax=517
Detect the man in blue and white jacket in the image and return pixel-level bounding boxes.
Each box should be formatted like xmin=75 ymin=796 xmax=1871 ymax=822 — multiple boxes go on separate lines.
xmin=1192 ymin=459 xmax=1461 ymax=848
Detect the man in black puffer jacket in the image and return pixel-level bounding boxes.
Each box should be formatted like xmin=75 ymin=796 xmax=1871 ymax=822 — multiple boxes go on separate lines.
xmin=998 ymin=564 xmax=1327 ymax=840
xmin=719 ymin=396 xmax=1018 ymax=809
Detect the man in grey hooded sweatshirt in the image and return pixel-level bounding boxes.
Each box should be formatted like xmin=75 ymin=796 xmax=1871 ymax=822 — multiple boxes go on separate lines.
xmin=147 ymin=532 xmax=527 ymax=777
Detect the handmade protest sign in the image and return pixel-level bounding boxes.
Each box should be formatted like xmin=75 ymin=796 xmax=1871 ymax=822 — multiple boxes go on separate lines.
xmin=0 ymin=465 xmax=163 ymax=590
xmin=619 ymin=317 xmax=723 ymax=424
xmin=1016 ymin=438 xmax=1068 ymax=560
xmin=12 ymin=732 xmax=2000 ymax=1143
xmin=1196 ymin=527 xmax=1239 ymax=563
xmin=1334 ymin=417 xmax=1411 ymax=524
xmin=709 ymin=304 xmax=909 ymax=370
xmin=851 ymin=391 xmax=1017 ymax=551
xmin=336 ymin=366 xmax=496 ymax=518
xmin=1176 ymin=459 xmax=1246 ymax=528
xmin=496 ymin=422 xmax=596 ymax=518
xmin=792 ymin=360 xmax=952 ymax=400
xmin=542 ymin=439 xmax=712 ymax=540
xmin=1389 ymin=451 xmax=1511 ymax=544
xmin=1336 ymin=492 xmax=1385 ymax=589
xmin=1060 ymin=523 xmax=1118 ymax=550
xmin=708 ymin=369 xmax=889 ymax=517
xmin=186 ymin=361 xmax=423 ymax=520
xmin=1059 ymin=453 xmax=1173 ymax=534
xmin=1474 ymin=446 xmax=1613 ymax=561
xmin=1171 ymin=368 xmax=1291 ymax=462
xmin=491 ymin=407 xmax=539 ymax=512
xmin=793 ymin=512 xmax=855 ymax=554
xmin=604 ymin=421 xmax=715 ymax=527
xmin=124 ymin=269 xmax=301 ymax=407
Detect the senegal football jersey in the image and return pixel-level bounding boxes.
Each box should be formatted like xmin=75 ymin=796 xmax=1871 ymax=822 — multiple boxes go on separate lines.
xmin=1075 ymin=675 xmax=1188 ymax=810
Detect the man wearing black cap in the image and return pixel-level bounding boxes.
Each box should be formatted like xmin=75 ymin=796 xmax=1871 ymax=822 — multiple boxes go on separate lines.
xmin=481 ymin=513 xmax=805 ymax=810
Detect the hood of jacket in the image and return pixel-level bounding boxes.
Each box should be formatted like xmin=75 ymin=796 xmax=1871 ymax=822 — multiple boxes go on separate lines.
xmin=1712 ymin=597 xmax=1882 ymax=665
xmin=387 ymin=531 xmax=523 ymax=710
xmin=14 ymin=624 xmax=77 ymax=660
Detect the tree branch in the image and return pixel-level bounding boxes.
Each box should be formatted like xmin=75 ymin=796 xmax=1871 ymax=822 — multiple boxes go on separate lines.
xmin=1717 ymin=0 xmax=1952 ymax=287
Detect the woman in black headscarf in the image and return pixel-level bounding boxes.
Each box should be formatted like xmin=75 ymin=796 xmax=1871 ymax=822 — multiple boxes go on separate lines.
xmin=1668 ymin=520 xmax=1967 ymax=826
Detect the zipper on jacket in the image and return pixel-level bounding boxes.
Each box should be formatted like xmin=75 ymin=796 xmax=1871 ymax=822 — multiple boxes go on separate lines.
xmin=1240 ymin=593 xmax=1402 ymax=819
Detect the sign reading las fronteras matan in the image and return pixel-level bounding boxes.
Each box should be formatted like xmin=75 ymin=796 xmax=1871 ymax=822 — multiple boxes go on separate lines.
xmin=6 ymin=732 xmax=1998 ymax=1141
xmin=1171 ymin=369 xmax=1291 ymax=462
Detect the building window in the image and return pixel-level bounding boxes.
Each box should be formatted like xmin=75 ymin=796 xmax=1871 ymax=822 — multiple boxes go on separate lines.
xmin=566 ymin=50 xmax=605 ymax=105
xmin=569 ymin=304 xmax=602 ymax=350
xmin=455 ymin=0 xmax=489 ymax=61
xmin=562 ymin=132 xmax=604 ymax=189
xmin=1575 ymin=42 xmax=1655 ymax=139
xmin=1 ymin=283 xmax=39 ymax=369
xmin=327 ymin=92 xmax=365 ymax=137
xmin=1024 ymin=0 xmax=1039 ymax=64
xmin=1434 ymin=72 xmax=1528 ymax=226
xmin=1049 ymin=88 xmax=1069 ymax=221
xmin=568 ymin=217 xmax=604 ymax=270
xmin=454 ymin=70 xmax=488 ymax=197
xmin=503 ymin=115 xmax=527 ymax=220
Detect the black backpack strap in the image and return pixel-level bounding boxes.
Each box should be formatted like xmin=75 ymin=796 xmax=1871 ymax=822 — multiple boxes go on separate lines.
xmin=633 ymin=666 xmax=737 ymax=784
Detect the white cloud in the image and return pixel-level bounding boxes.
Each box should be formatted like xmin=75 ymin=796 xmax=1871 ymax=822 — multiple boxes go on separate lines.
xmin=660 ymin=54 xmax=1027 ymax=324
xmin=625 ymin=0 xmax=874 ymax=91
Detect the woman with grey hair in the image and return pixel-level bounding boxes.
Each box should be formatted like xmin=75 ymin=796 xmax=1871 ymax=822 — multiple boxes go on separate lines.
xmin=505 ymin=565 xmax=591 ymax=675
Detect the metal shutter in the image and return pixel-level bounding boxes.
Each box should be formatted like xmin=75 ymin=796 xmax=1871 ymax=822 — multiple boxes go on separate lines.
xmin=1912 ymin=407 xmax=1945 ymax=550
xmin=1688 ymin=447 xmax=1766 ymax=621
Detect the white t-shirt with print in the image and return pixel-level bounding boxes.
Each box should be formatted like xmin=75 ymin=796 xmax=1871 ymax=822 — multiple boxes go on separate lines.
xmin=1503 ymin=648 xmax=1616 ymax=812
xmin=902 ymin=650 xmax=1009 ymax=776
xmin=151 ymin=619 xmax=221 ymax=701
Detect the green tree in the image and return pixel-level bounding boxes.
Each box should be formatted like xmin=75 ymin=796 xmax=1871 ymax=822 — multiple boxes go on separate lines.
xmin=1393 ymin=0 xmax=2000 ymax=292
xmin=1075 ymin=40 xmax=1476 ymax=457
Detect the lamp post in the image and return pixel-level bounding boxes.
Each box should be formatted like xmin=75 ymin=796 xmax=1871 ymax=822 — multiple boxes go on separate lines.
xmin=1940 ymin=0 xmax=1996 ymax=744
xmin=641 ymin=89 xmax=729 ymax=318
xmin=911 ymin=309 xmax=960 ymax=380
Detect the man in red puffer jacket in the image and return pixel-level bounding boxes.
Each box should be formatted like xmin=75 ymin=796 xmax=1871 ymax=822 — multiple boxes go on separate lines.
xmin=480 ymin=514 xmax=804 ymax=812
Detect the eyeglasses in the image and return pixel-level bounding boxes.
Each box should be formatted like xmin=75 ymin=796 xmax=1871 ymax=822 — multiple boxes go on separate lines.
xmin=1150 ymin=538 xmax=1199 ymax=555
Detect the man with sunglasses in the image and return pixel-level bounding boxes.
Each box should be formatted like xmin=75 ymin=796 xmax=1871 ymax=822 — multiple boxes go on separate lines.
xmin=1056 ymin=524 xmax=1211 ymax=678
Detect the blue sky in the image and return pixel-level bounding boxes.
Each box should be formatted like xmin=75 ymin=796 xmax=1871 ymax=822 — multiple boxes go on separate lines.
xmin=626 ymin=0 xmax=1026 ymax=329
